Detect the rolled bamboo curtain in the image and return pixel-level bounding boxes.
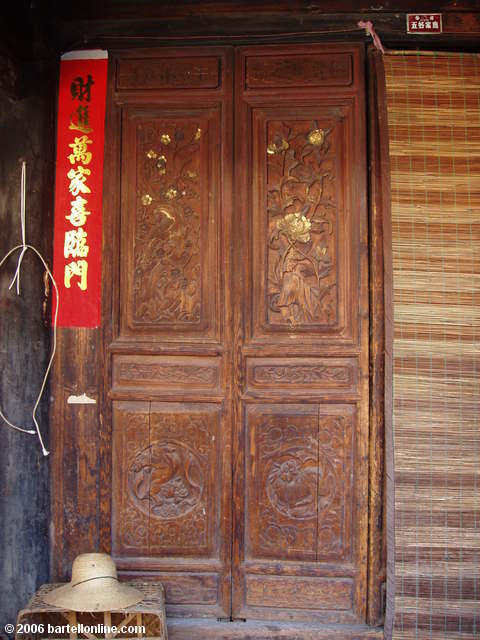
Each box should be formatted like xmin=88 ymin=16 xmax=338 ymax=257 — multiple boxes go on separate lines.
xmin=384 ymin=52 xmax=480 ymax=639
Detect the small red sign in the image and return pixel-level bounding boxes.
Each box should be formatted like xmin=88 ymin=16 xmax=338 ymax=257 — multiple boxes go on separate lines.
xmin=407 ymin=14 xmax=442 ymax=34
xmin=53 ymin=50 xmax=108 ymax=327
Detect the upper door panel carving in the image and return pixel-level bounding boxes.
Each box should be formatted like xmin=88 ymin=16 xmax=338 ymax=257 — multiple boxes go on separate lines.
xmin=265 ymin=119 xmax=339 ymax=328
xmin=249 ymin=103 xmax=359 ymax=346
xmin=119 ymin=107 xmax=222 ymax=343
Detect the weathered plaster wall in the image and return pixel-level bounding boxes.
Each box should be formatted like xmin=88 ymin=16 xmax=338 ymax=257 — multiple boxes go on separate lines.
xmin=0 ymin=58 xmax=55 ymax=632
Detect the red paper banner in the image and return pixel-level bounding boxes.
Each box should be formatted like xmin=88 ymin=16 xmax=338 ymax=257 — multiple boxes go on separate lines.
xmin=52 ymin=50 xmax=108 ymax=327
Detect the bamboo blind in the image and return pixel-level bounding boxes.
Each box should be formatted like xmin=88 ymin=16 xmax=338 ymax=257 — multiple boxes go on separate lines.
xmin=384 ymin=52 xmax=480 ymax=639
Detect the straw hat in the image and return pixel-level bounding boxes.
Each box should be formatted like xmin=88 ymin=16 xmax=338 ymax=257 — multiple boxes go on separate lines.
xmin=42 ymin=553 xmax=143 ymax=611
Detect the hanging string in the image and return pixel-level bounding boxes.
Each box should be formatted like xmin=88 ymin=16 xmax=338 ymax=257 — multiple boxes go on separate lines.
xmin=0 ymin=162 xmax=59 ymax=457
xmin=357 ymin=20 xmax=386 ymax=54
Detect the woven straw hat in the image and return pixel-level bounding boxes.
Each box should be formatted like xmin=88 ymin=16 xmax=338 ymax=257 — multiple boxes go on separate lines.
xmin=42 ymin=553 xmax=143 ymax=611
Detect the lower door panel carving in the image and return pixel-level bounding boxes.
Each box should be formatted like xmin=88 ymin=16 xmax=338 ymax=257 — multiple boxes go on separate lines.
xmin=112 ymin=401 xmax=230 ymax=617
xmin=233 ymin=403 xmax=361 ymax=623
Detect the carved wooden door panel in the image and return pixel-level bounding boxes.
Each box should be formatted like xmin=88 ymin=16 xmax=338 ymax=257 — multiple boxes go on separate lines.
xmin=105 ymin=43 xmax=368 ymax=623
xmin=232 ymin=44 xmax=368 ymax=623
xmin=107 ymin=47 xmax=234 ymax=618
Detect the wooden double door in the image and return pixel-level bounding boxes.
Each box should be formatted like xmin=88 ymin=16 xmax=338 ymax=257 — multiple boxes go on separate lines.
xmin=106 ymin=43 xmax=370 ymax=624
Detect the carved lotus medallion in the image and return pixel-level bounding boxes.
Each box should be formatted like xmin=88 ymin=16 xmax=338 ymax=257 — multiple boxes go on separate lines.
xmin=266 ymin=456 xmax=318 ymax=520
xmin=265 ymin=449 xmax=337 ymax=521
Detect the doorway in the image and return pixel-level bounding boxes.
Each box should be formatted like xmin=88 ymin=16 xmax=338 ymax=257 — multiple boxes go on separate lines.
xmin=103 ymin=43 xmax=374 ymax=626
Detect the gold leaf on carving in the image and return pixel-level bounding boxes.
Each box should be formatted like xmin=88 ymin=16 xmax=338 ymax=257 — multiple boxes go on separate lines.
xmin=158 ymin=207 xmax=175 ymax=222
xmin=156 ymin=155 xmax=167 ymax=174
xmin=267 ymin=138 xmax=289 ymax=155
xmin=185 ymin=170 xmax=198 ymax=180
xmin=160 ymin=134 xmax=171 ymax=145
xmin=165 ymin=187 xmax=178 ymax=200
xmin=276 ymin=213 xmax=312 ymax=244
xmin=194 ymin=128 xmax=202 ymax=141
xmin=308 ymin=128 xmax=325 ymax=146
xmin=141 ymin=194 xmax=153 ymax=206
xmin=146 ymin=149 xmax=157 ymax=159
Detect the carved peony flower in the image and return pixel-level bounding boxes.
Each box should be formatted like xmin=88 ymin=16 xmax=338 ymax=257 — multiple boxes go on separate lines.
xmin=160 ymin=134 xmax=171 ymax=145
xmin=276 ymin=213 xmax=312 ymax=244
xmin=308 ymin=128 xmax=325 ymax=146
xmin=141 ymin=193 xmax=153 ymax=206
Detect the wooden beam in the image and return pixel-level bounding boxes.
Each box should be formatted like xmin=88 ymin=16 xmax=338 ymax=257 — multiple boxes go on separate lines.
xmin=44 ymin=11 xmax=480 ymax=53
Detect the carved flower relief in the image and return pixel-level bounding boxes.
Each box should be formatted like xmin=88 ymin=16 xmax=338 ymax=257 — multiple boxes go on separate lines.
xmin=134 ymin=122 xmax=202 ymax=323
xmin=165 ymin=186 xmax=178 ymax=200
xmin=276 ymin=213 xmax=312 ymax=244
xmin=156 ymin=155 xmax=167 ymax=174
xmin=266 ymin=457 xmax=317 ymax=521
xmin=307 ymin=128 xmax=325 ymax=146
xmin=266 ymin=122 xmax=336 ymax=326
xmin=267 ymin=136 xmax=289 ymax=156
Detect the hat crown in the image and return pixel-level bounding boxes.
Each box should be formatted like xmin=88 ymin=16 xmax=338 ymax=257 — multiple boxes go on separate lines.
xmin=70 ymin=553 xmax=117 ymax=586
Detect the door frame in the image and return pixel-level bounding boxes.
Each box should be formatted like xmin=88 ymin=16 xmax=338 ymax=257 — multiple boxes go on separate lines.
xmin=50 ymin=41 xmax=387 ymax=630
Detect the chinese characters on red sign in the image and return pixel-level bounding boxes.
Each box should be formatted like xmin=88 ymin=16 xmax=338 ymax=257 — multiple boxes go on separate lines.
xmin=53 ymin=51 xmax=107 ymax=327
xmin=407 ymin=14 xmax=442 ymax=34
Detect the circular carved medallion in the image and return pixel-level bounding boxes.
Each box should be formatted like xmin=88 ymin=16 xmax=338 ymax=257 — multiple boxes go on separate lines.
xmin=266 ymin=453 xmax=336 ymax=521
xmin=266 ymin=456 xmax=318 ymax=520
xmin=128 ymin=440 xmax=204 ymax=519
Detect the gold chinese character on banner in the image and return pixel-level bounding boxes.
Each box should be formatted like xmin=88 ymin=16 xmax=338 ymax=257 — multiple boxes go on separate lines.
xmin=67 ymin=166 xmax=91 ymax=196
xmin=64 ymin=260 xmax=88 ymax=290
xmin=68 ymin=135 xmax=93 ymax=165
xmin=66 ymin=196 xmax=91 ymax=227
xmin=64 ymin=228 xmax=89 ymax=259
xmin=69 ymin=105 xmax=92 ymax=133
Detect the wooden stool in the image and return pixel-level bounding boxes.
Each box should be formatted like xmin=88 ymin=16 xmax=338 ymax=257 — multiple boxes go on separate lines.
xmin=15 ymin=582 xmax=167 ymax=640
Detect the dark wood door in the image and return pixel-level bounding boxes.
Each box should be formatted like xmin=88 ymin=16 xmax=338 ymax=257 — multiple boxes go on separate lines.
xmin=106 ymin=43 xmax=368 ymax=623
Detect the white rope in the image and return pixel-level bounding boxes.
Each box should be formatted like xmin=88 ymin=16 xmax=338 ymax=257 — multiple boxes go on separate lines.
xmin=0 ymin=162 xmax=59 ymax=457
xmin=9 ymin=161 xmax=27 ymax=295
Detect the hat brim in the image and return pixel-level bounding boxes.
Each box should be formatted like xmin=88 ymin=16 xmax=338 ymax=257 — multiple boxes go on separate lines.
xmin=42 ymin=580 xmax=143 ymax=612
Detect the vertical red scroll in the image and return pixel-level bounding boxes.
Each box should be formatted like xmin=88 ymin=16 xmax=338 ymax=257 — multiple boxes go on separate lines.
xmin=52 ymin=50 xmax=108 ymax=327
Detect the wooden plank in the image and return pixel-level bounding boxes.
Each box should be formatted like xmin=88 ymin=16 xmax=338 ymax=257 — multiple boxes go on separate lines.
xmin=167 ymin=618 xmax=384 ymax=639
xmin=48 ymin=12 xmax=480 ymax=53
xmin=366 ymin=46 xmax=391 ymax=629
xmin=50 ymin=328 xmax=102 ymax=580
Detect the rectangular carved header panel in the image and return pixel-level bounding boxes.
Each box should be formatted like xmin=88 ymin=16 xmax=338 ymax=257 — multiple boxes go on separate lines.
xmin=245 ymin=357 xmax=358 ymax=398
xmin=245 ymin=53 xmax=352 ymax=89
xmin=116 ymin=56 xmax=221 ymax=90
xmin=112 ymin=354 xmax=223 ymax=397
